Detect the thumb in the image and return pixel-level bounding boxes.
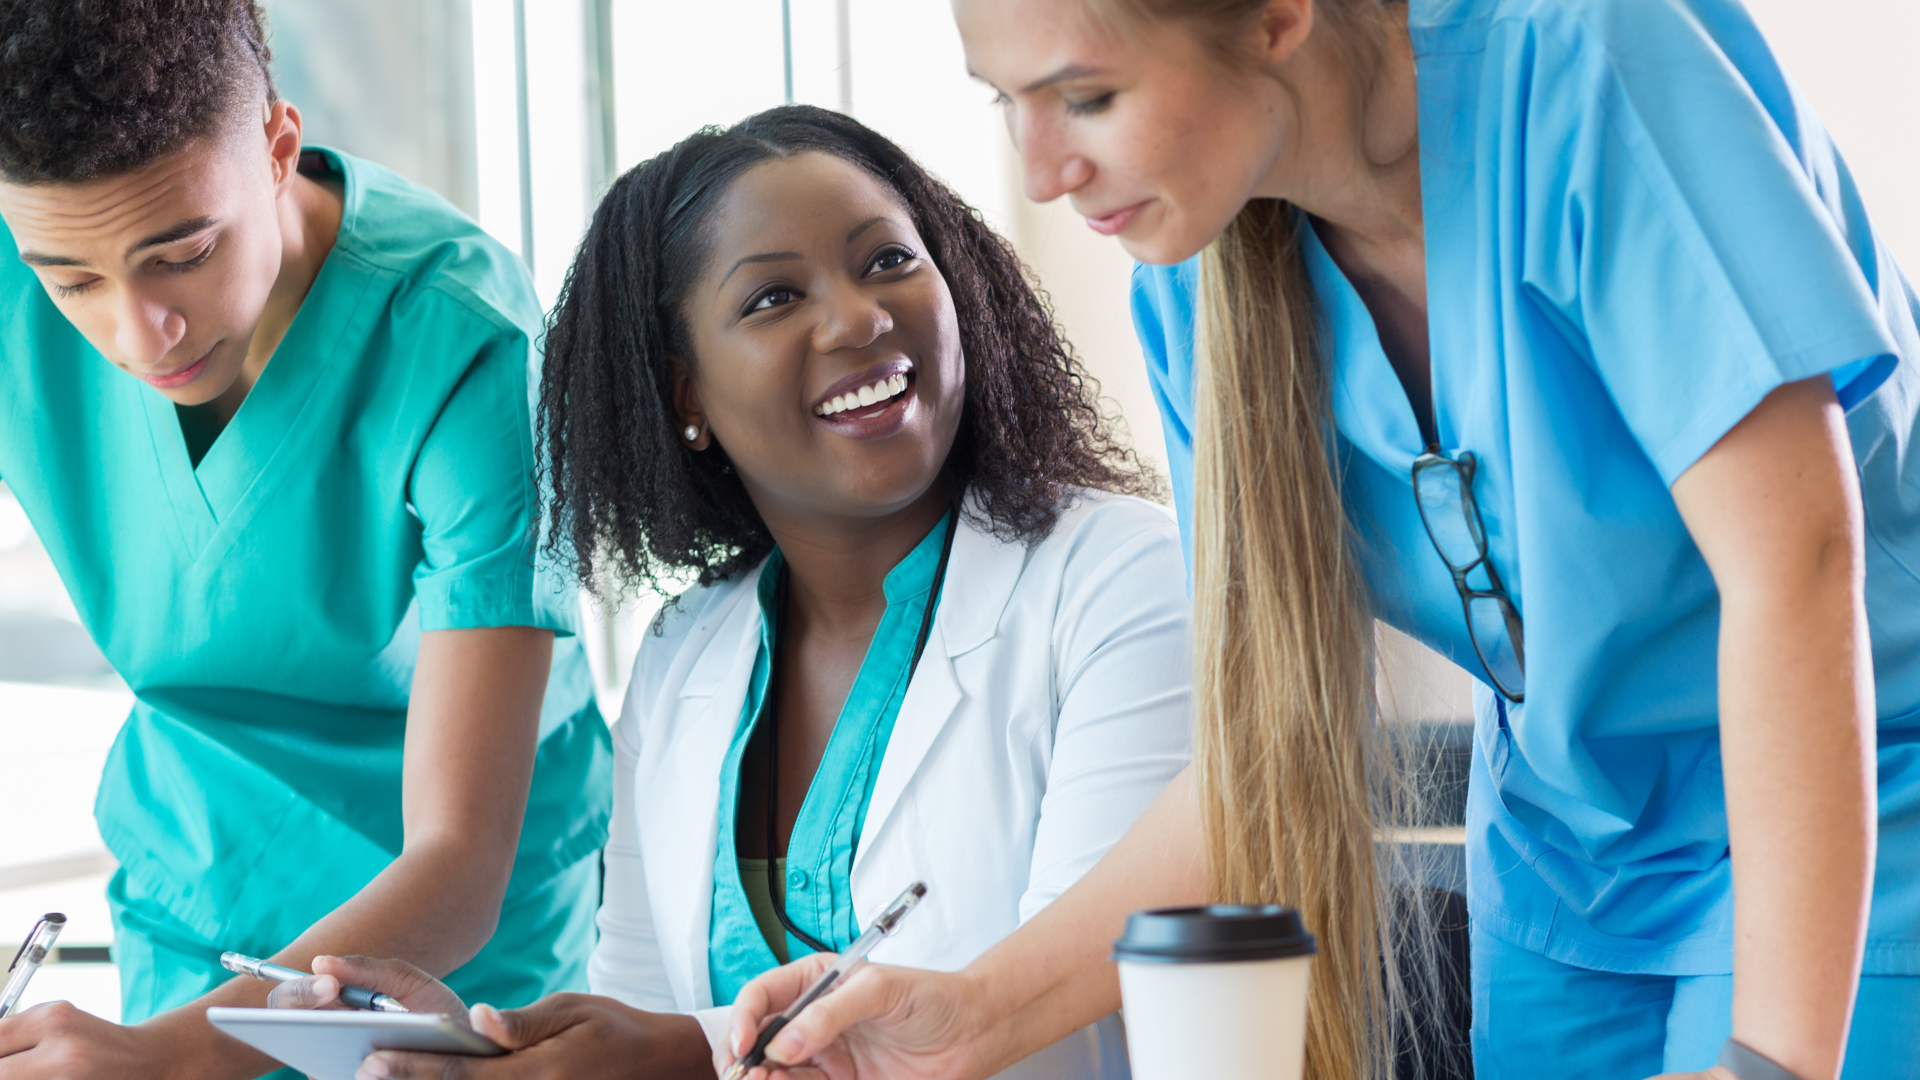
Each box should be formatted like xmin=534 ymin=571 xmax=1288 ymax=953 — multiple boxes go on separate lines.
xmin=265 ymin=973 xmax=340 ymax=1010
xmin=469 ymin=997 xmax=582 ymax=1051
xmin=762 ymin=966 xmax=904 ymax=1066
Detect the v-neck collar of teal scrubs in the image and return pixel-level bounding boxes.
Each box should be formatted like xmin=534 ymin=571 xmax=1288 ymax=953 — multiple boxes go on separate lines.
xmin=141 ymin=147 xmax=380 ymax=556
xmin=707 ymin=510 xmax=952 ymax=1005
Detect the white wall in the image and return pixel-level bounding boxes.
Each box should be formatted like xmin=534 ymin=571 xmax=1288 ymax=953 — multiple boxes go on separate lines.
xmin=1743 ymin=0 xmax=1920 ymax=270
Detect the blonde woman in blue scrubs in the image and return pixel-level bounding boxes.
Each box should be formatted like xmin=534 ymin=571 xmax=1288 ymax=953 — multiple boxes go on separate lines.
xmin=720 ymin=1 xmax=1920 ymax=1079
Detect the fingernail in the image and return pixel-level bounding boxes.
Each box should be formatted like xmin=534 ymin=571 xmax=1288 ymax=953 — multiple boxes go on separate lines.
xmin=768 ymin=1031 xmax=802 ymax=1063
xmin=357 ymin=1053 xmax=392 ymax=1079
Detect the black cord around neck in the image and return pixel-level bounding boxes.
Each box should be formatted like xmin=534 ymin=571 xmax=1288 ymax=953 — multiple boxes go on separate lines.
xmin=762 ymin=505 xmax=959 ymax=955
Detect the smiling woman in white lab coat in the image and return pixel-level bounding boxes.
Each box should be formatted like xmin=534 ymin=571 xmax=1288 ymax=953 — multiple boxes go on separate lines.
xmin=571 ymin=106 xmax=1193 ymax=1080
xmin=260 ymin=106 xmax=1191 ymax=1080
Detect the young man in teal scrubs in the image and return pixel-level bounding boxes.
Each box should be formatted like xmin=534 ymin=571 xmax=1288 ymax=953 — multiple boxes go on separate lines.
xmin=0 ymin=2 xmax=610 ymax=1076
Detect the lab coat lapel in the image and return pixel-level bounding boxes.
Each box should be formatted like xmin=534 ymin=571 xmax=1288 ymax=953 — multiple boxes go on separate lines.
xmin=855 ymin=512 xmax=1027 ymax=881
xmin=636 ymin=584 xmax=761 ymax=1011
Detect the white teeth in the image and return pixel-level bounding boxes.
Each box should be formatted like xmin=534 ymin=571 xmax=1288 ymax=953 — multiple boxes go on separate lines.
xmin=814 ymin=371 xmax=912 ymax=417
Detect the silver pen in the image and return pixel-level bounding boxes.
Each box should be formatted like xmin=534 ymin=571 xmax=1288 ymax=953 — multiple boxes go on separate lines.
xmin=721 ymin=881 xmax=928 ymax=1080
xmin=0 ymin=913 xmax=65 ymax=1019
xmin=221 ymin=952 xmax=409 ymax=1013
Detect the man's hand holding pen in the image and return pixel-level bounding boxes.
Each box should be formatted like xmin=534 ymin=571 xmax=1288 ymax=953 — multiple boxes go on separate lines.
xmin=265 ymin=956 xmax=716 ymax=1080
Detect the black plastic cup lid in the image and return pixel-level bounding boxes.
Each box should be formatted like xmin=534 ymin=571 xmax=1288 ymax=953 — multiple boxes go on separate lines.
xmin=1112 ymin=905 xmax=1318 ymax=964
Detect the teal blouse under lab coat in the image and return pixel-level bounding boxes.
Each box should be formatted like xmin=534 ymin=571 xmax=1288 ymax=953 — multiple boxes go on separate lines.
xmin=707 ymin=513 xmax=949 ymax=1004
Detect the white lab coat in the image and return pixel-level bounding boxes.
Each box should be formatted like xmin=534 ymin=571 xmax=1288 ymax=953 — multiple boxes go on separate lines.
xmin=588 ymin=490 xmax=1193 ymax=1080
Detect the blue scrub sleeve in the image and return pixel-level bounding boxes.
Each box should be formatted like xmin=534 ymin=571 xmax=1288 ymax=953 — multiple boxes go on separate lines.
xmin=408 ymin=329 xmax=577 ymax=636
xmin=1528 ymin=0 xmax=1899 ymax=486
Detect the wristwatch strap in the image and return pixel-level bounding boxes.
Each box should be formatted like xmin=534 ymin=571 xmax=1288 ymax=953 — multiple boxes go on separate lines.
xmin=1718 ymin=1039 xmax=1807 ymax=1080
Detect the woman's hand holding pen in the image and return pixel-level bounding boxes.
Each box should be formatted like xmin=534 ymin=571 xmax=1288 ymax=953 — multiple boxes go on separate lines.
xmin=0 ymin=1000 xmax=200 ymax=1080
xmin=720 ymin=956 xmax=986 ymax=1080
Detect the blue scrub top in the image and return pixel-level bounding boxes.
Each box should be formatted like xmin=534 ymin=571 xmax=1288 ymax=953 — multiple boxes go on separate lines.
xmin=707 ymin=513 xmax=949 ymax=1004
xmin=1133 ymin=0 xmax=1920 ymax=976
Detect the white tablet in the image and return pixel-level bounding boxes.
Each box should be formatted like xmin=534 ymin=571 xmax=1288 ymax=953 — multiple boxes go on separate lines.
xmin=206 ymin=1007 xmax=506 ymax=1080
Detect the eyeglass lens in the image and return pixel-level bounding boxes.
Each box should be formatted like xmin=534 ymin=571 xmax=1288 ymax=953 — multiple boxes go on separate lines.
xmin=1467 ymin=594 xmax=1526 ymax=700
xmin=1415 ymin=451 xmax=1525 ymax=701
xmin=1413 ymin=457 xmax=1486 ymax=572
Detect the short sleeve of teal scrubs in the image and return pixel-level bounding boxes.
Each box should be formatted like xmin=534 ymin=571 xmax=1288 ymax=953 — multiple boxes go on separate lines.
xmin=1133 ymin=0 xmax=1920 ymax=977
xmin=408 ymin=328 xmax=549 ymax=631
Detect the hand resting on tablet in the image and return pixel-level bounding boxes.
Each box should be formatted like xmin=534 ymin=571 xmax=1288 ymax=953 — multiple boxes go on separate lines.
xmin=267 ymin=956 xmax=715 ymax=1080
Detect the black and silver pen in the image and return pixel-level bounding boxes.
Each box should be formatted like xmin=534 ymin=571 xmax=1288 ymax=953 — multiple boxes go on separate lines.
xmin=720 ymin=882 xmax=928 ymax=1080
xmin=220 ymin=951 xmax=409 ymax=1013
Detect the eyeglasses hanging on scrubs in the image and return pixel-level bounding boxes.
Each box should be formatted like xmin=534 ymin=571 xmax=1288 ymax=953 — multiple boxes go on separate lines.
xmin=1412 ymin=449 xmax=1526 ymax=703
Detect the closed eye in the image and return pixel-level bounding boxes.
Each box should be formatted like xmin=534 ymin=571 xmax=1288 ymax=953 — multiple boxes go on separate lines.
xmin=50 ymin=278 xmax=99 ymax=299
xmin=155 ymin=242 xmax=217 ymax=275
xmin=1066 ymin=92 xmax=1116 ymax=116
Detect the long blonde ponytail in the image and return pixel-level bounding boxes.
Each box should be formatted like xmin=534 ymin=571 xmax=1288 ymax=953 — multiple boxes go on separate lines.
xmin=1097 ymin=3 xmax=1433 ymax=1077
xmin=1194 ymin=201 xmax=1410 ymax=1080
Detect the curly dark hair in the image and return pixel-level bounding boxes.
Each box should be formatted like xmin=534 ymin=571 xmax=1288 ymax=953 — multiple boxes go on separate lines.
xmin=0 ymin=0 xmax=275 ymax=183
xmin=539 ymin=105 xmax=1158 ymax=593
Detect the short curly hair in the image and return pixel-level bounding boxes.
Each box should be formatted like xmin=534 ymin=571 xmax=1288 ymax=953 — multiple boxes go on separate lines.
xmin=539 ymin=105 xmax=1160 ymax=593
xmin=0 ymin=0 xmax=275 ymax=183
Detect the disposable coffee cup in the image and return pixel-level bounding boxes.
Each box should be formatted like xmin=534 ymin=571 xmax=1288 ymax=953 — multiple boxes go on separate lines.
xmin=1112 ymin=904 xmax=1317 ymax=1080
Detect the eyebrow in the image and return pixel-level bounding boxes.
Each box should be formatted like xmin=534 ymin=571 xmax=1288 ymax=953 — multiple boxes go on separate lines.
xmin=18 ymin=249 xmax=86 ymax=268
xmin=17 ymin=215 xmax=219 ymax=270
xmin=714 ymin=218 xmax=902 ymax=291
xmin=126 ymin=216 xmax=218 ymax=260
xmin=847 ymin=216 xmax=890 ymax=243
xmin=1020 ymin=63 xmax=1106 ymax=94
xmin=719 ymin=251 xmax=803 ymax=289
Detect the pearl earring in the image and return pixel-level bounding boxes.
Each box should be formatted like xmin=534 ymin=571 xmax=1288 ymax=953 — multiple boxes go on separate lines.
xmin=684 ymin=425 xmax=700 ymax=442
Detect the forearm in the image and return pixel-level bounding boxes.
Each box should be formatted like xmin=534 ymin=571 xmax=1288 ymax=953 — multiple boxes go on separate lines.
xmin=138 ymin=839 xmax=520 ymax=1080
xmin=1719 ymin=576 xmax=1874 ymax=1080
xmin=958 ymin=769 xmax=1205 ymax=1075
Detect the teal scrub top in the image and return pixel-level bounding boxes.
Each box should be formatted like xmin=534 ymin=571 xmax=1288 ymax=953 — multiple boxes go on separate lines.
xmin=707 ymin=513 xmax=949 ymax=1004
xmin=1132 ymin=0 xmax=1920 ymax=976
xmin=0 ymin=148 xmax=612 ymax=978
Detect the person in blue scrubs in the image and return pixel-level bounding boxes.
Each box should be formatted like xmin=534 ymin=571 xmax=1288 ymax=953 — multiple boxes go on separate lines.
xmin=0 ymin=3 xmax=608 ymax=1078
xmin=716 ymin=1 xmax=1920 ymax=1079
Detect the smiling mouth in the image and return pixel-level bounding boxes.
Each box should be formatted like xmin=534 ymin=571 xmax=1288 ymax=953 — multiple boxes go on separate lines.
xmin=139 ymin=346 xmax=215 ymax=390
xmin=1083 ymin=200 xmax=1150 ymax=237
xmin=814 ymin=371 xmax=911 ymax=418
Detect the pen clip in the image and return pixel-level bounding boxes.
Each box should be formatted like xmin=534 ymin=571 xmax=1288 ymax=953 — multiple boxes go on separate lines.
xmin=7 ymin=918 xmax=47 ymax=974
